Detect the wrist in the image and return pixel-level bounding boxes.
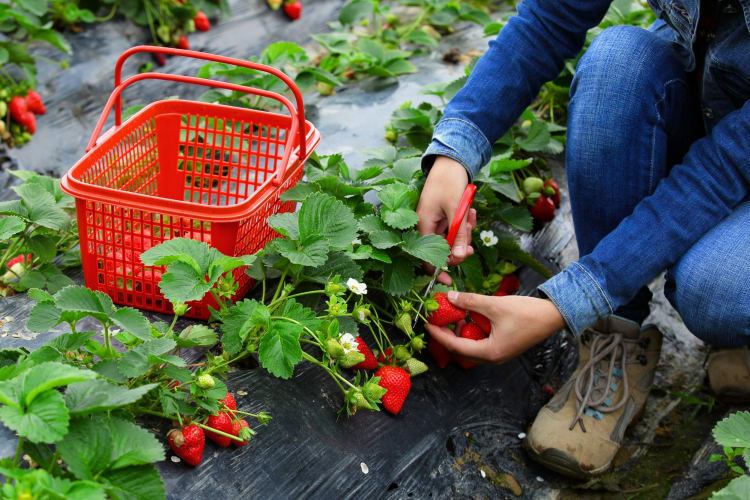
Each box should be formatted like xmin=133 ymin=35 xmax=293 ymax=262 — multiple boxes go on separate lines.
xmin=428 ymin=156 xmax=469 ymax=184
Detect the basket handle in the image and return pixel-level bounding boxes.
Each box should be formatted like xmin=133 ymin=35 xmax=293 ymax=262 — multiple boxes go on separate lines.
xmin=87 ymin=72 xmax=303 ymax=186
xmin=113 ymin=46 xmax=305 ymax=161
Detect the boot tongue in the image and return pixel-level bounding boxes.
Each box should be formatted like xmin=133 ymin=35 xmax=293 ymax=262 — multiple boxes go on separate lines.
xmin=591 ymin=315 xmax=640 ymax=340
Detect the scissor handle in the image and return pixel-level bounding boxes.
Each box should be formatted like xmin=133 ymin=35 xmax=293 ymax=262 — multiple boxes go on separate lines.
xmin=446 ymin=183 xmax=477 ymax=248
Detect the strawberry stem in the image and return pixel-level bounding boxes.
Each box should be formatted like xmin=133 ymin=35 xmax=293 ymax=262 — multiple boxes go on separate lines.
xmin=14 ymin=436 xmax=23 ymax=465
xmin=194 ymin=421 xmax=244 ymax=442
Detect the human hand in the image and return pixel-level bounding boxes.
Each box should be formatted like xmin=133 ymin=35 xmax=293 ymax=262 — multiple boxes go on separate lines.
xmin=416 ymin=156 xmax=477 ymax=285
xmin=424 ymin=291 xmax=565 ymax=364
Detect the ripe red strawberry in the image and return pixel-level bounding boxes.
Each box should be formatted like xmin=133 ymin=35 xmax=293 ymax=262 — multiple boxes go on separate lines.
xmin=153 ymin=52 xmax=166 ymax=66
xmin=469 ymin=311 xmax=492 ymax=334
xmin=529 ymin=196 xmax=556 ymax=222
xmin=25 ymin=90 xmax=46 ymax=115
xmin=7 ymin=253 xmax=32 ymax=269
xmin=176 ymin=35 xmax=190 ymax=50
xmin=455 ymin=322 xmax=487 ymax=369
xmin=375 ymin=365 xmax=411 ymax=415
xmin=427 ymin=293 xmax=466 ymax=326
xmin=168 ymin=425 xmax=205 ymax=466
xmin=351 ymin=337 xmax=378 ymax=370
xmin=283 ymin=0 xmax=302 ymax=19
xmin=205 ymin=412 xmax=233 ymax=447
xmin=497 ymin=274 xmax=520 ymax=295
xmin=231 ymin=419 xmax=250 ymax=446
xmin=9 ymin=96 xmax=27 ymax=123
xmin=220 ymin=392 xmax=236 ymax=411
xmin=427 ymin=339 xmax=452 ymax=368
xmin=18 ymin=112 xmax=36 ymax=134
xmin=194 ymin=11 xmax=210 ymax=31
xmin=544 ymin=179 xmax=561 ymax=208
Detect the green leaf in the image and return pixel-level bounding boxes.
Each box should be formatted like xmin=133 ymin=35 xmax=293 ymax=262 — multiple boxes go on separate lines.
xmin=0 ymin=216 xmax=25 ymax=239
xmin=338 ymin=0 xmax=373 ymax=24
xmin=54 ymin=286 xmax=111 ymax=320
xmin=0 ymin=199 xmax=28 ymax=218
xmin=157 ymin=261 xmax=212 ymax=304
xmin=407 ymin=29 xmax=439 ymax=47
xmin=111 ymin=308 xmax=152 ymax=341
xmin=517 ymin=121 xmax=552 ymax=152
xmin=280 ymin=183 xmax=318 ymax=202
xmin=91 ymin=360 xmax=128 ymax=384
xmin=495 ymin=238 xmax=552 ymax=278
xmin=118 ymin=339 xmax=176 ymax=378
xmin=712 ymin=475 xmax=750 ymax=499
xmin=65 ymin=380 xmax=157 ymax=416
xmin=44 ymin=332 xmax=96 ymax=353
xmin=459 ymin=254 xmax=484 ymax=291
xmin=58 ymin=416 xmax=165 ymax=481
xmin=26 ymin=302 xmax=62 ymax=332
xmin=18 ymin=362 xmax=97 ymax=406
xmin=272 ymin=237 xmax=329 ymax=267
xmin=13 ymin=184 xmax=69 ymax=230
xmin=713 ymin=411 xmax=750 ymax=448
xmin=430 ymin=6 xmax=459 ymax=26
xmin=377 ymin=182 xmax=418 ymax=210
xmin=139 ymin=238 xmax=214 ymax=273
xmin=0 ymin=390 xmax=69 ymax=443
xmin=305 ymin=252 xmax=363 ymax=283
xmin=268 ymin=212 xmax=300 ymax=240
xmin=496 ymin=205 xmax=533 ymax=232
xmin=278 ymin=299 xmax=321 ymax=332
xmin=20 ymin=270 xmax=46 ymax=289
xmin=259 ymin=320 xmax=304 ymax=379
xmin=221 ymin=299 xmax=262 ymax=355
xmin=489 ymin=158 xmax=533 ymax=173
xmin=369 ymin=229 xmax=402 ymax=249
xmin=31 ymin=28 xmax=72 ymax=54
xmin=175 ymin=324 xmax=218 ymax=348
xmin=484 ymin=21 xmax=504 ymax=36
xmin=298 ymin=192 xmax=358 ymax=249
xmin=381 ymin=206 xmax=419 ymax=230
xmin=401 ymin=231 xmax=450 ymax=268
xmin=384 ymin=58 xmax=417 ymax=76
xmin=17 ymin=0 xmax=47 ymax=17
xmin=356 ymin=38 xmax=385 ymax=63
xmin=103 ymin=464 xmax=166 ymax=500
xmin=383 ymin=255 xmax=416 ymax=296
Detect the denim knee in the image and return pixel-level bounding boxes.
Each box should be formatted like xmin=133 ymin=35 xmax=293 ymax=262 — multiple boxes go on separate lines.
xmin=664 ymin=202 xmax=750 ymax=347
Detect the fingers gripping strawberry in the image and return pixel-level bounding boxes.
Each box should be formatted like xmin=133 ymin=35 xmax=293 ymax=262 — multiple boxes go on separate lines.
xmin=426 ymin=292 xmax=466 ymax=326
xmin=455 ymin=322 xmax=488 ymax=369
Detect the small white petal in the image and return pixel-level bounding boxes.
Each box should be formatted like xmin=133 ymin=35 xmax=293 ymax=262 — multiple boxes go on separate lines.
xmin=171 ymin=456 xmax=181 ymax=463
xmin=480 ymin=470 xmax=486 ymax=478
xmin=360 ymin=462 xmax=369 ymax=474
xmin=536 ymin=476 xmax=544 ymax=482
xmin=517 ymin=432 xmax=526 ymax=439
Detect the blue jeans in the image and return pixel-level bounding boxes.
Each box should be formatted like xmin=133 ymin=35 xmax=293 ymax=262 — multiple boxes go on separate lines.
xmin=566 ymin=25 xmax=750 ymax=347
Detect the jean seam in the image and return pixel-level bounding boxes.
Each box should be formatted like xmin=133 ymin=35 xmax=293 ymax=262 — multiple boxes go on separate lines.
xmin=651 ymin=77 xmax=688 ymax=193
xmin=538 ymin=284 xmax=576 ymax=333
xmin=573 ymin=261 xmax=615 ymax=314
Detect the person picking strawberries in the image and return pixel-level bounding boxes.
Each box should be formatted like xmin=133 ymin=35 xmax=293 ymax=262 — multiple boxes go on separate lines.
xmin=417 ymin=0 xmax=750 ymax=480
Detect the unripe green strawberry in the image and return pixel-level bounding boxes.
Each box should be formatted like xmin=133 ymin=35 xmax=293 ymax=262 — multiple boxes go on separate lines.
xmin=326 ymin=338 xmax=345 ymax=359
xmin=394 ymin=312 xmax=413 ymax=335
xmin=410 ymin=336 xmax=425 ymax=351
xmin=173 ymin=302 xmax=189 ymax=316
xmin=385 ymin=130 xmax=397 ymax=143
xmin=363 ymin=379 xmax=387 ymax=401
xmin=340 ymin=351 xmax=365 ymax=368
xmin=385 ymin=13 xmax=399 ymax=26
xmin=196 ymin=373 xmax=215 ymax=389
xmin=405 ymin=358 xmax=428 ymax=376
xmin=522 ymin=176 xmax=544 ymax=194
xmin=394 ymin=345 xmax=411 ymax=361
xmin=0 ymin=101 xmax=7 ymax=117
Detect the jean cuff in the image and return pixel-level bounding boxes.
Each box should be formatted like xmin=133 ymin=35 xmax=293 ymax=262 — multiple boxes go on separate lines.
xmin=421 ymin=118 xmax=492 ymax=182
xmin=537 ymin=262 xmax=614 ymax=336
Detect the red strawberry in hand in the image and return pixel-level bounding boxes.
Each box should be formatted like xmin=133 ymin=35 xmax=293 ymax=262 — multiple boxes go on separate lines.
xmin=231 ymin=419 xmax=250 ymax=446
xmin=496 ymin=274 xmax=520 ymax=295
xmin=220 ymin=392 xmax=236 ymax=411
xmin=194 ymin=11 xmax=211 ymax=31
xmin=351 ymin=337 xmax=378 ymax=370
xmin=427 ymin=338 xmax=453 ymax=368
xmin=455 ymin=322 xmax=488 ymax=369
xmin=176 ymin=35 xmax=190 ymax=50
xmin=25 ymin=90 xmax=46 ymax=115
xmin=205 ymin=412 xmax=234 ymax=447
xmin=529 ymin=195 xmax=556 ymax=223
xmin=283 ymin=0 xmax=302 ymax=20
xmin=168 ymin=425 xmax=205 ymax=466
xmin=543 ymin=179 xmax=561 ymax=208
xmin=427 ymin=293 xmax=466 ymax=326
xmin=375 ymin=365 xmax=411 ymax=415
xmin=469 ymin=311 xmax=492 ymax=334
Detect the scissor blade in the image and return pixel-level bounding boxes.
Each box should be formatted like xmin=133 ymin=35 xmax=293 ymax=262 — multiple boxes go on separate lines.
xmin=412 ymin=271 xmax=440 ymax=328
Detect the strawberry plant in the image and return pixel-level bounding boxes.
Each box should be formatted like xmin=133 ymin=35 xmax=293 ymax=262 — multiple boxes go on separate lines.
xmin=707 ymin=411 xmax=750 ymax=497
xmin=0 ymin=171 xmax=80 ymax=297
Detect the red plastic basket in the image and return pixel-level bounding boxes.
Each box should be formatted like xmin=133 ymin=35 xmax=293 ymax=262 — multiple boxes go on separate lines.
xmin=61 ymin=46 xmax=320 ymax=319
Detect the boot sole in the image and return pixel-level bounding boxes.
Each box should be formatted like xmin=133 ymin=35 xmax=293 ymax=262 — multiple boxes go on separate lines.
xmin=523 ymin=436 xmax=611 ymax=480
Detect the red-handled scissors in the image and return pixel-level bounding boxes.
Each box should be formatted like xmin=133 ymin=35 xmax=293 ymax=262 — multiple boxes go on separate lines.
xmin=414 ymin=183 xmax=477 ymax=326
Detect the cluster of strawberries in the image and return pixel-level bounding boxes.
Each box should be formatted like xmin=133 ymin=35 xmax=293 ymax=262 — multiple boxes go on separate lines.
xmin=523 ymin=177 xmax=561 ymax=223
xmin=168 ymin=391 xmax=254 ymax=466
xmin=8 ymin=90 xmax=46 ymax=135
xmin=174 ymin=11 xmax=211 ymax=51
xmin=426 ymin=274 xmax=520 ymax=369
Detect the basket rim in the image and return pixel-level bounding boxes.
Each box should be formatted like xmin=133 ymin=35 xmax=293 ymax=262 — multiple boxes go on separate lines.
xmin=61 ymin=100 xmax=320 ymax=222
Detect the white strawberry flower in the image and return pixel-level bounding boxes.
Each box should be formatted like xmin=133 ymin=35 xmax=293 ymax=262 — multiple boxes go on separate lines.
xmin=346 ymin=278 xmax=367 ymax=295
xmin=480 ymin=230 xmax=498 ymax=247
xmin=339 ymin=333 xmax=358 ymax=354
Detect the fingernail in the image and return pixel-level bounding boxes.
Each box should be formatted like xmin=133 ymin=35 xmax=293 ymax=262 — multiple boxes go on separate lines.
xmin=453 ymin=246 xmax=466 ymax=258
xmin=447 ymin=291 xmax=459 ymax=301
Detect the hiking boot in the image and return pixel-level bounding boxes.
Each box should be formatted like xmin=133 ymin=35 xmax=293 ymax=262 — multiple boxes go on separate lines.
xmin=707 ymin=346 xmax=750 ymax=403
xmin=524 ymin=316 xmax=662 ymax=479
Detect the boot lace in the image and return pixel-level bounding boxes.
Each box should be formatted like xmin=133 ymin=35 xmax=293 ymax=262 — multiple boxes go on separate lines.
xmin=569 ymin=331 xmax=644 ymax=432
